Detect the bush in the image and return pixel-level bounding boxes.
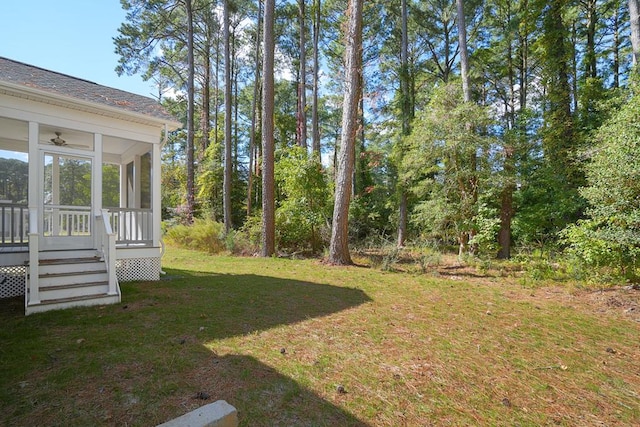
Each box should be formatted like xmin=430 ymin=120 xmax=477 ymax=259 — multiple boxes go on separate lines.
xmin=164 ymin=219 xmax=226 ymax=254
xmin=242 ymin=213 xmax=263 ymax=248
xmin=560 ymin=88 xmax=640 ymax=283
xmin=274 ymin=146 xmax=331 ymax=253
xmin=562 ymin=219 xmax=640 ymax=283
xmin=224 ymin=229 xmax=259 ymax=256
xmin=416 ymin=246 xmax=442 ymax=274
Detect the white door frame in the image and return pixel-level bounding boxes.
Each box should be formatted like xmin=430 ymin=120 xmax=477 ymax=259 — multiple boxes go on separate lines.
xmin=39 ymin=146 xmax=95 ymax=251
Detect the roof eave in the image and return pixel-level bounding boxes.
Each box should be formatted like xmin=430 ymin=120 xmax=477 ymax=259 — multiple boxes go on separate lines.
xmin=0 ymin=80 xmax=182 ymax=131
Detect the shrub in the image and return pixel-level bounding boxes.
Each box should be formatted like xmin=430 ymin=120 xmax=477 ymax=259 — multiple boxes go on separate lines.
xmin=274 ymin=146 xmax=331 ymax=253
xmin=561 ymin=88 xmax=640 ymax=283
xmin=164 ymin=219 xmax=226 ymax=254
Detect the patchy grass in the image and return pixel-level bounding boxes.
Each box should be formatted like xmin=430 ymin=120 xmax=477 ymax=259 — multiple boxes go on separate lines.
xmin=1 ymin=246 xmax=639 ymax=426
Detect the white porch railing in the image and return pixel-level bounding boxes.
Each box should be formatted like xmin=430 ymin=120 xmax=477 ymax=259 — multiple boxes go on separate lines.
xmin=107 ymin=208 xmax=153 ymax=245
xmin=0 ymin=205 xmax=153 ymax=248
xmin=43 ymin=205 xmax=92 ymax=237
xmin=96 ymin=210 xmax=119 ymax=297
xmin=0 ymin=203 xmax=29 ymax=246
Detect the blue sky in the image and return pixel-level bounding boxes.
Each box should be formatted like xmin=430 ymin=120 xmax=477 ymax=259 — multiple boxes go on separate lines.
xmin=1 ymin=1 xmax=155 ymax=98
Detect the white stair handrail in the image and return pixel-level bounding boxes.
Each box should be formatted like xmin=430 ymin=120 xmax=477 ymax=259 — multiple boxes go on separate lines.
xmin=27 ymin=207 xmax=39 ymax=306
xmin=97 ymin=209 xmax=119 ymax=297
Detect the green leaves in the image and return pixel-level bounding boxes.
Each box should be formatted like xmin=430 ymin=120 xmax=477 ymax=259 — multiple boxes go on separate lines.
xmin=274 ymin=146 xmax=331 ymax=252
xmin=563 ymin=90 xmax=640 ymax=280
xmin=400 ymin=82 xmax=494 ymax=248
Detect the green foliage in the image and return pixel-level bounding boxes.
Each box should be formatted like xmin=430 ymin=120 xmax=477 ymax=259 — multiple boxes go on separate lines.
xmin=415 ymin=243 xmax=442 ymax=274
xmin=274 ymin=146 xmax=331 ymax=253
xmin=222 ymin=228 xmax=258 ymax=256
xmin=470 ymin=203 xmax=501 ymax=257
xmin=102 ymin=164 xmax=120 ymax=208
xmin=196 ymin=138 xmax=224 ymax=220
xmin=241 ymin=212 xmax=263 ymax=248
xmin=274 ymin=81 xmax=298 ymax=148
xmin=114 ymin=0 xmax=637 ymax=260
xmin=0 ymin=156 xmax=28 ymax=203
xmin=402 ymin=82 xmax=494 ymax=252
xmin=523 ymin=259 xmax=564 ymax=282
xmin=43 ymin=157 xmax=92 ymax=207
xmin=562 ymin=219 xmax=638 ymax=281
xmin=514 ymin=163 xmax=586 ymax=249
xmin=161 ymin=136 xmax=188 ymax=221
xmin=563 ymin=88 xmax=640 ymax=282
xmin=164 ymin=219 xmax=226 ymax=254
xmin=349 ymin=186 xmax=394 ymax=241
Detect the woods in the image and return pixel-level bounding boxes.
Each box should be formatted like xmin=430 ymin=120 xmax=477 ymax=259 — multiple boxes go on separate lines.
xmin=115 ymin=0 xmax=640 ymax=279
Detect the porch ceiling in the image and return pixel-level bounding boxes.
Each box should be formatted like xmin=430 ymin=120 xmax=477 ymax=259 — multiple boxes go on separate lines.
xmin=0 ymin=117 xmax=150 ymax=160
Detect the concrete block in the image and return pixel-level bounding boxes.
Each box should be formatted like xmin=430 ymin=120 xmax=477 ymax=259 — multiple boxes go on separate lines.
xmin=157 ymin=400 xmax=238 ymax=427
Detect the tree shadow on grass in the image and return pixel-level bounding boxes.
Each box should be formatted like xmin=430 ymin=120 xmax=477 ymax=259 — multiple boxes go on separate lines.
xmin=131 ymin=270 xmax=372 ymax=425
xmin=0 ymin=270 xmax=372 ymax=426
xmin=176 ymin=353 xmax=369 ymax=427
xmin=121 ymin=268 xmax=372 ymax=341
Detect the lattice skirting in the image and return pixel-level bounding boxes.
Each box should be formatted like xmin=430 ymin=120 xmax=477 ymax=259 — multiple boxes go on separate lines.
xmin=0 ymin=265 xmax=26 ymax=298
xmin=116 ymin=257 xmax=161 ymax=282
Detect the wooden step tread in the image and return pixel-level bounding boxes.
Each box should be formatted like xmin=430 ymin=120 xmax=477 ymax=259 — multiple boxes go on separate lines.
xmin=35 ymin=293 xmax=112 ymax=306
xmin=39 ymin=270 xmax=107 ymax=279
xmin=39 ymin=257 xmax=101 ymax=265
xmin=40 ymin=281 xmax=109 ymax=292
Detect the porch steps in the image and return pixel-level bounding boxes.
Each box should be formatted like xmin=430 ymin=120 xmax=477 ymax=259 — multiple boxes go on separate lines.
xmin=27 ymin=293 xmax=120 ymax=315
xmin=25 ymin=250 xmax=120 ymax=315
xmin=39 ymin=249 xmax=99 ymax=260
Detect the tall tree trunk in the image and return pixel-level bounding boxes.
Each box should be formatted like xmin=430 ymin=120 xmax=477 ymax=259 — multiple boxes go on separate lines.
xmin=233 ymin=25 xmax=239 ymax=176
xmin=201 ymin=43 xmax=211 ymax=158
xmin=457 ymin=0 xmax=471 ymax=104
xmin=186 ymin=0 xmax=196 ymax=224
xmin=248 ymin=0 xmax=263 ymax=217
xmin=262 ymin=0 xmax=276 ymax=257
xmin=354 ymin=80 xmax=365 ymax=197
xmin=498 ymin=3 xmax=516 ymax=260
xmin=585 ymin=0 xmax=597 ymax=79
xmin=456 ymin=0 xmax=475 ymax=256
xmin=214 ymin=26 xmax=220 ymax=152
xmin=223 ymin=0 xmax=233 ymax=233
xmin=397 ymin=0 xmax=409 ymax=248
xmin=544 ymin=0 xmax=575 ymax=182
xmin=630 ymin=0 xmax=640 ymax=66
xmin=328 ymin=0 xmax=363 ymax=265
xmin=571 ymin=23 xmax=579 ymax=113
xmin=497 ymin=146 xmax=515 ymax=259
xmin=297 ymin=0 xmax=308 ymax=149
xmin=518 ymin=0 xmax=529 ymax=112
xmin=312 ymin=0 xmax=321 ymax=156
xmin=613 ymin=6 xmax=621 ymax=87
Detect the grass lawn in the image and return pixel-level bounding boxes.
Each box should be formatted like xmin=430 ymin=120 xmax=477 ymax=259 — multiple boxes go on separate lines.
xmin=1 ymin=246 xmax=639 ymax=426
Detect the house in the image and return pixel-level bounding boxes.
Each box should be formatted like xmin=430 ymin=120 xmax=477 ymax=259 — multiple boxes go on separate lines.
xmin=0 ymin=57 xmax=181 ymax=315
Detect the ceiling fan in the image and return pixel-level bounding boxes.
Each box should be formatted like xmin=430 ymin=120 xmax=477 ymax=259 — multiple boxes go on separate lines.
xmin=50 ymin=131 xmax=67 ymax=146
xmin=48 ymin=131 xmax=87 ymax=149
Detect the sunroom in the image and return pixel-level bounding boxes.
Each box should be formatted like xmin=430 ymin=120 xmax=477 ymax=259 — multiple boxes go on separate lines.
xmin=0 ymin=57 xmax=181 ymax=315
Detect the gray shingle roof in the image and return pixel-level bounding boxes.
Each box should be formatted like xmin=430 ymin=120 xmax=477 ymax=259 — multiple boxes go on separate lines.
xmin=0 ymin=56 xmax=178 ymax=123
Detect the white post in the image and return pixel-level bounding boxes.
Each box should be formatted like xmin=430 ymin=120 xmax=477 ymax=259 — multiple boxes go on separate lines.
xmin=134 ymin=154 xmax=142 ymax=209
xmin=93 ymin=133 xmax=103 ymax=249
xmin=27 ymin=122 xmax=39 ymax=306
xmin=108 ymin=232 xmax=118 ymax=296
xmin=51 ymin=154 xmax=60 ymax=237
xmin=152 ymin=142 xmax=161 ymax=248
xmin=28 ymin=232 xmax=39 ymax=305
xmin=119 ymin=163 xmax=127 ymax=209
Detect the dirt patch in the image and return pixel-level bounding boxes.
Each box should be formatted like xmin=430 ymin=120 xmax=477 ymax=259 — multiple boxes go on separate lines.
xmin=582 ymin=286 xmax=640 ymax=322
